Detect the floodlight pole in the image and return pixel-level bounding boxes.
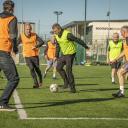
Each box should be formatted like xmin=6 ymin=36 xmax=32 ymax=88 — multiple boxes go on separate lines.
xmin=106 ymin=0 xmax=111 ymax=53
xmin=54 ymin=11 xmax=63 ymax=23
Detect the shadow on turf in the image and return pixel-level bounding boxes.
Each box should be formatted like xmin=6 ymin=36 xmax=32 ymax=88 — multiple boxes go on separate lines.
xmin=14 ymin=97 xmax=116 ymax=109
xmin=76 ymin=83 xmax=99 ymax=86
xmin=75 ymin=76 xmax=104 ymax=79
xmin=19 ymin=76 xmax=31 ymax=78
xmin=79 ymin=88 xmax=128 ymax=92
xmin=58 ymin=83 xmax=98 ymax=88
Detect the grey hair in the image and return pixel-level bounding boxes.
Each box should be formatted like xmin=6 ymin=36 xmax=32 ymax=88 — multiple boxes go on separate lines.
xmin=121 ymin=25 xmax=128 ymax=31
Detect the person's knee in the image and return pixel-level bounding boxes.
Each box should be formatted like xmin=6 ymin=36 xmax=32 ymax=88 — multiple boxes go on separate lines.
xmin=119 ymin=69 xmax=126 ymax=76
xmin=14 ymin=75 xmax=19 ymax=82
xmin=117 ymin=70 xmax=120 ymax=76
xmin=66 ymin=65 xmax=72 ymax=72
xmin=30 ymin=67 xmax=34 ymax=72
xmin=9 ymin=75 xmax=20 ymax=87
xmin=56 ymin=65 xmax=62 ymax=72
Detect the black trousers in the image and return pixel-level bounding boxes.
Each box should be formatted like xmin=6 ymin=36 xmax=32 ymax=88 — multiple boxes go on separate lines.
xmin=25 ymin=56 xmax=42 ymax=85
xmin=0 ymin=51 xmax=19 ymax=105
xmin=56 ymin=53 xmax=76 ymax=89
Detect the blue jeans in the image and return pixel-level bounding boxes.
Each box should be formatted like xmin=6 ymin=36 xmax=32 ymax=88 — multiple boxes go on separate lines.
xmin=0 ymin=51 xmax=19 ymax=105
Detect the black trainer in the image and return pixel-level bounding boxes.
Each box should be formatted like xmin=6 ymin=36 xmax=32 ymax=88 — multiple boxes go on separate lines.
xmin=63 ymin=85 xmax=69 ymax=89
xmin=33 ymin=84 xmax=39 ymax=88
xmin=112 ymin=81 xmax=116 ymax=84
xmin=70 ymin=87 xmax=76 ymax=93
xmin=52 ymin=76 xmax=56 ymax=79
xmin=0 ymin=104 xmax=16 ymax=111
xmin=112 ymin=90 xmax=125 ymax=98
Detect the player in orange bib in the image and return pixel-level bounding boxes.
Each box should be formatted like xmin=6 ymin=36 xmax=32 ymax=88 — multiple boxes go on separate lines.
xmin=0 ymin=0 xmax=19 ymax=111
xmin=44 ymin=36 xmax=57 ymax=79
xmin=18 ymin=23 xmax=45 ymax=88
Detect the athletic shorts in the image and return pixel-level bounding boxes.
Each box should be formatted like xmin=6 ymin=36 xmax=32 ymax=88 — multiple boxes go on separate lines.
xmin=47 ymin=59 xmax=57 ymax=68
xmin=122 ymin=62 xmax=128 ymax=72
xmin=110 ymin=61 xmax=121 ymax=69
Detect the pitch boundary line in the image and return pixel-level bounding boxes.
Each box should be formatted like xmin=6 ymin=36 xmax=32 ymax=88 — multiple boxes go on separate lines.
xmin=13 ymin=89 xmax=128 ymax=121
xmin=13 ymin=90 xmax=28 ymax=119
xmin=25 ymin=117 xmax=128 ymax=121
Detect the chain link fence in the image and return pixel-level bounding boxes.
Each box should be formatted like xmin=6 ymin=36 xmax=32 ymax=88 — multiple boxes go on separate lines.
xmin=17 ymin=39 xmax=108 ymax=65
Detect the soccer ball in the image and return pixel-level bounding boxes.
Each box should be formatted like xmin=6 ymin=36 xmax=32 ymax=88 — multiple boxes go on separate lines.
xmin=50 ymin=84 xmax=58 ymax=93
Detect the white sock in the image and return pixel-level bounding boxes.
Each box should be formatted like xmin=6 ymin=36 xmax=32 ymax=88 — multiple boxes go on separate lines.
xmin=120 ymin=86 xmax=124 ymax=94
xmin=112 ymin=77 xmax=115 ymax=82
xmin=53 ymin=73 xmax=56 ymax=78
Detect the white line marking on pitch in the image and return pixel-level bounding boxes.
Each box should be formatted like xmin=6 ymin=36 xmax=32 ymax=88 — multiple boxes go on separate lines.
xmin=13 ymin=90 xmax=27 ymax=119
xmin=13 ymin=90 xmax=128 ymax=121
xmin=25 ymin=117 xmax=128 ymax=121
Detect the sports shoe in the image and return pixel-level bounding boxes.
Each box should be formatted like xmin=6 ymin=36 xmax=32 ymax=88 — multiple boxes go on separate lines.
xmin=112 ymin=81 xmax=116 ymax=84
xmin=0 ymin=104 xmax=16 ymax=112
xmin=70 ymin=87 xmax=76 ymax=93
xmin=112 ymin=90 xmax=125 ymax=98
xmin=39 ymin=83 xmax=43 ymax=87
xmin=52 ymin=76 xmax=56 ymax=79
xmin=63 ymin=85 xmax=69 ymax=89
xmin=33 ymin=85 xmax=39 ymax=88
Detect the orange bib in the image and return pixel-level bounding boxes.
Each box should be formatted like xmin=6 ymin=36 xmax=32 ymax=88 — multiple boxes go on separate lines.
xmin=47 ymin=41 xmax=56 ymax=59
xmin=21 ymin=33 xmax=39 ymax=57
xmin=123 ymin=41 xmax=128 ymax=61
xmin=0 ymin=16 xmax=15 ymax=52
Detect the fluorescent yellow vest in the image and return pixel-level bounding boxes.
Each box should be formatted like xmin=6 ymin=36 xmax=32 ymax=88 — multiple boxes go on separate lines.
xmin=55 ymin=30 xmax=76 ymax=55
xmin=109 ymin=40 xmax=122 ymax=61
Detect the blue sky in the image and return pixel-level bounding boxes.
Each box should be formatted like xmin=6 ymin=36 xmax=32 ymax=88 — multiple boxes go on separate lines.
xmin=1 ymin=0 xmax=128 ymax=35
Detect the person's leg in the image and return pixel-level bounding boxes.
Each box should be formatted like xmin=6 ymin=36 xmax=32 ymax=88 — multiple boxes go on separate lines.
xmin=56 ymin=56 xmax=69 ymax=88
xmin=65 ymin=54 xmax=76 ymax=93
xmin=125 ymin=72 xmax=128 ymax=80
xmin=25 ymin=57 xmax=39 ymax=88
xmin=118 ymin=68 xmax=127 ymax=93
xmin=0 ymin=69 xmax=3 ymax=79
xmin=0 ymin=52 xmax=19 ymax=105
xmin=111 ymin=68 xmax=116 ymax=84
xmin=32 ymin=56 xmax=43 ymax=86
xmin=52 ymin=60 xmax=57 ymax=79
xmin=114 ymin=61 xmax=122 ymax=83
xmin=44 ymin=60 xmax=52 ymax=78
xmin=112 ymin=63 xmax=128 ymax=97
xmin=111 ymin=63 xmax=117 ymax=84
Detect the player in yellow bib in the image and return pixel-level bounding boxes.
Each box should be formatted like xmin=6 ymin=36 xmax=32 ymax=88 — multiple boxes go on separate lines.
xmin=107 ymin=33 xmax=123 ymax=84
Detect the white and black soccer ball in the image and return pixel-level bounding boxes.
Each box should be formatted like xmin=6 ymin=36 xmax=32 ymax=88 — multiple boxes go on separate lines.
xmin=50 ymin=84 xmax=58 ymax=93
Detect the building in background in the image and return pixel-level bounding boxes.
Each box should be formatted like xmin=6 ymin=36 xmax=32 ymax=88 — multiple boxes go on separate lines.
xmin=63 ymin=20 xmax=128 ymax=63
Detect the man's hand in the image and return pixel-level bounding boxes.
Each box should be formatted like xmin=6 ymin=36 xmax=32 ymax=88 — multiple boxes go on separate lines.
xmin=11 ymin=52 xmax=16 ymax=62
xmin=44 ymin=55 xmax=49 ymax=60
xmin=107 ymin=59 xmax=110 ymax=64
xmin=11 ymin=52 xmax=16 ymax=58
xmin=53 ymin=57 xmax=57 ymax=61
xmin=32 ymin=46 xmax=37 ymax=50
xmin=87 ymin=46 xmax=90 ymax=50
xmin=109 ymin=59 xmax=117 ymax=64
